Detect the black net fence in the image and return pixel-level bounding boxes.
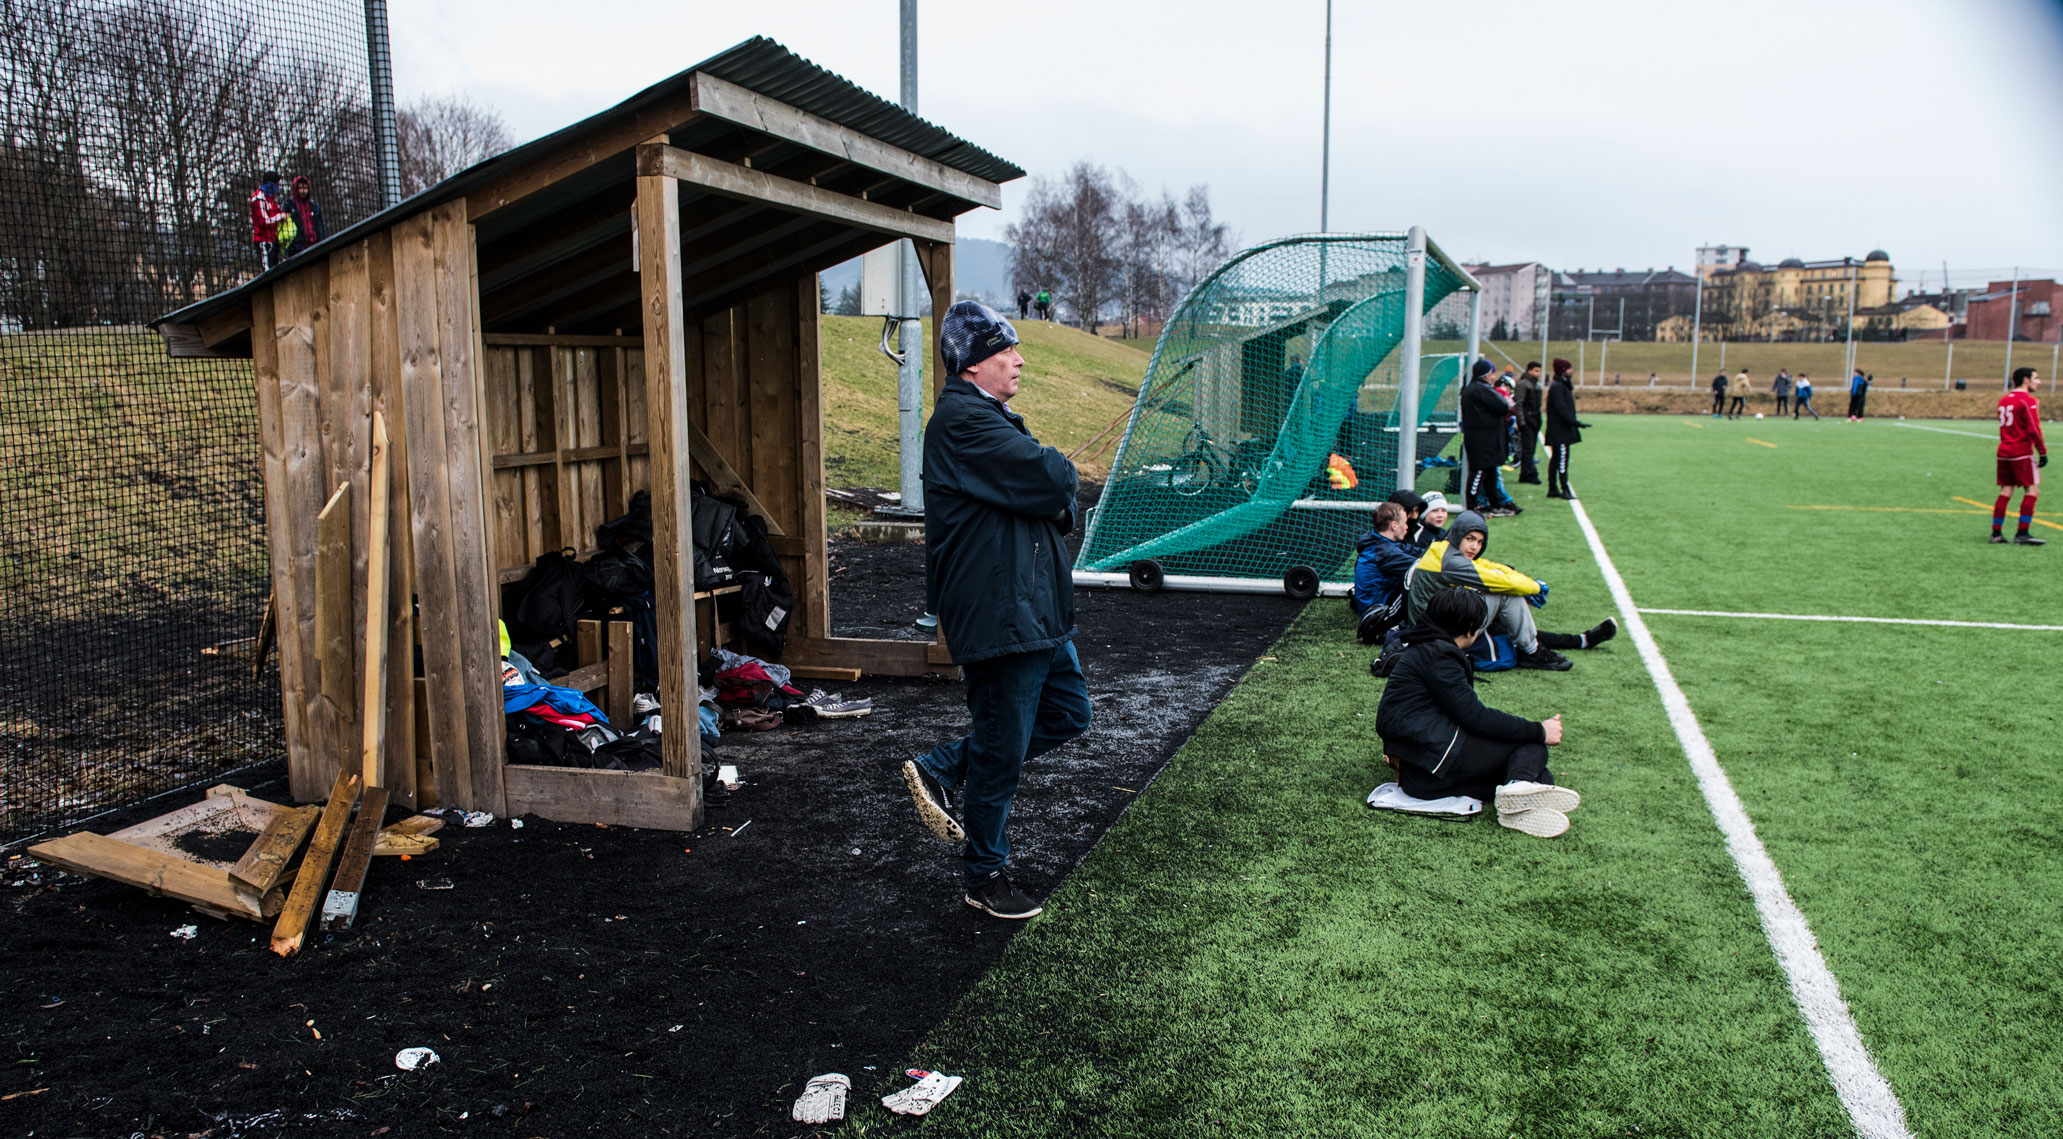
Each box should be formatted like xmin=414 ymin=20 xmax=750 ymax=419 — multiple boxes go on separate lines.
xmin=1 ymin=0 xmax=382 ymax=843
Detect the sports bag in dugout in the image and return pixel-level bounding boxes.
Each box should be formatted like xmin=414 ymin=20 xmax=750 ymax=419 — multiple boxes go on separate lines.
xmin=505 ymin=548 xmax=589 ymax=645
xmin=689 ymin=483 xmax=742 ymax=588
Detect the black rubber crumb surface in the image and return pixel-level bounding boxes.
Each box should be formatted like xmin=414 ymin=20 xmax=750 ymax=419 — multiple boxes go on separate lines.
xmin=171 ymin=827 xmax=264 ymax=864
xmin=1 ymin=485 xmax=1302 ymax=1138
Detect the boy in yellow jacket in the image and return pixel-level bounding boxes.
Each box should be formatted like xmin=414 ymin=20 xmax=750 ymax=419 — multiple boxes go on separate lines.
xmin=1402 ymin=510 xmax=1615 ymax=671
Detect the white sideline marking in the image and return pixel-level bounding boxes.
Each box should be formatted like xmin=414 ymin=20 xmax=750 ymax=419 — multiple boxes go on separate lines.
xmin=1568 ymin=500 xmax=1913 ymax=1139
xmin=1890 ymin=421 xmax=1992 ymax=440
xmin=1639 ymin=607 xmax=2063 ymax=632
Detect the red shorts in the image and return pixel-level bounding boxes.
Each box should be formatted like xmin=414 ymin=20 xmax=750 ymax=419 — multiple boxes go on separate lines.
xmin=1997 ymin=455 xmax=2040 ymax=488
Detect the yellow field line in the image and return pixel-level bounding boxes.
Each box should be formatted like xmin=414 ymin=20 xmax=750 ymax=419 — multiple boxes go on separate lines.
xmin=1952 ymin=495 xmax=2063 ymax=531
xmin=1680 ymin=420 xmax=1706 ymax=429
xmin=1746 ymin=437 xmax=1778 ymax=448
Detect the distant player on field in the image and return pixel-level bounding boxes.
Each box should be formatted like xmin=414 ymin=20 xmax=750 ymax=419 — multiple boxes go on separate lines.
xmin=1993 ymin=366 xmax=2047 ymax=546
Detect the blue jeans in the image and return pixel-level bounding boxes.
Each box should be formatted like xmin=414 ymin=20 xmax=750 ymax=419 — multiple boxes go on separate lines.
xmin=917 ymin=641 xmax=1092 ymax=886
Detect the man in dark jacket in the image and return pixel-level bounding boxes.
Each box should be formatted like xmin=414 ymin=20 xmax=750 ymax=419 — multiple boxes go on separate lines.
xmin=1514 ymin=361 xmax=1544 ymax=484
xmin=1710 ymin=370 xmax=1729 ymax=417
xmin=1351 ymin=502 xmax=1419 ymax=643
xmin=1460 ymin=357 xmax=1520 ymax=516
xmin=1376 ymin=587 xmax=1581 ymax=837
xmin=1544 ymin=359 xmax=1586 ymax=500
xmin=902 ymin=300 xmax=1091 ymax=920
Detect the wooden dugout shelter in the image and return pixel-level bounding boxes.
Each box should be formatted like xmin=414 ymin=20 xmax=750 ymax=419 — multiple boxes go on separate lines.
xmin=153 ymin=38 xmax=1022 ymax=831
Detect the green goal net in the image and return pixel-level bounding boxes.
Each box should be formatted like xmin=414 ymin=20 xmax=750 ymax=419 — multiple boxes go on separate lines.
xmin=1075 ymin=232 xmax=1474 ymax=593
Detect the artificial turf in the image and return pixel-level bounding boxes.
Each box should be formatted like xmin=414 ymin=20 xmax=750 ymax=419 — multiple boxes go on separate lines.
xmin=840 ymin=413 xmax=2056 ymax=1137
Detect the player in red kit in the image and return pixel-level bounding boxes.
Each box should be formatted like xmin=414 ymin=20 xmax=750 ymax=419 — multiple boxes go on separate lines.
xmin=1993 ymin=367 xmax=2047 ymax=545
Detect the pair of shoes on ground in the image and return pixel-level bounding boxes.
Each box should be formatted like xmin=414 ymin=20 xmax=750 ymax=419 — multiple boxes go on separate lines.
xmin=900 ymin=761 xmax=1046 ymax=919
xmin=1521 ymin=619 xmax=1617 ymax=670
xmin=1495 ymin=779 xmax=1580 ymax=838
xmin=1544 ymin=489 xmax=1579 ymax=500
xmin=1991 ymin=532 xmax=2046 ymax=546
xmin=1486 ymin=506 xmax=1523 ymax=518
xmin=784 ymin=689 xmax=873 ymax=723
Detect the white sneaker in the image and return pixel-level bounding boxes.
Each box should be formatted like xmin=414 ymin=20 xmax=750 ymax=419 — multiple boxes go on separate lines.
xmin=1495 ymin=780 xmax=1580 ymax=815
xmin=1497 ymin=807 xmax=1570 ymax=838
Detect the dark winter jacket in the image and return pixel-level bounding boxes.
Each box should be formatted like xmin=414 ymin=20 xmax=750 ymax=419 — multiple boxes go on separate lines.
xmin=1351 ymin=530 xmax=1421 ymax=616
xmin=1460 ymin=377 xmax=1508 ymax=464
xmin=1376 ymin=623 xmax=1545 ymax=773
xmin=285 ymin=176 xmax=326 ymax=255
xmin=1545 ymin=376 xmax=1582 ymax=445
xmin=1516 ymin=375 xmax=1543 ymax=429
xmin=923 ymin=377 xmax=1079 ymax=664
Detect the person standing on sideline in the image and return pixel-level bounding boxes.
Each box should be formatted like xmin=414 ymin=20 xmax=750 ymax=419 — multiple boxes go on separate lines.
xmin=1710 ymin=369 xmax=1729 ymax=417
xmin=1729 ymin=368 xmax=1749 ymax=419
xmin=1772 ymin=368 xmax=1793 ymax=417
xmin=1847 ymin=368 xmax=1871 ymax=420
xmin=1515 ymin=361 xmax=1544 ymax=484
xmin=249 ymin=172 xmax=288 ymax=271
xmin=1461 ymin=358 xmax=1518 ymax=515
xmin=1544 ymin=358 xmax=1584 ymax=499
xmin=1795 ymin=373 xmax=1819 ymax=419
xmin=903 ymin=301 xmax=1091 ymax=920
xmin=1993 ymin=367 xmax=2047 ymax=545
xmin=282 ymin=175 xmax=327 ymax=258
xmin=1015 ymin=289 xmax=1031 ymax=320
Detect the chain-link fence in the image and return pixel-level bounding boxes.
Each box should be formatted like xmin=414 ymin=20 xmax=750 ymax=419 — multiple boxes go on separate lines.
xmin=1074 ymin=234 xmax=1468 ymax=592
xmin=1 ymin=0 xmax=382 ymax=844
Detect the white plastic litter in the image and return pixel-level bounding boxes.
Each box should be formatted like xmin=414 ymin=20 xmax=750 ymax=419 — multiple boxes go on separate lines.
xmin=394 ymin=1047 xmax=440 ymax=1071
xmin=881 ymin=1070 xmax=962 ymax=1116
xmin=1365 ymin=782 xmax=1482 ymax=818
xmin=509 ymin=818 xmax=525 ymax=829
xmin=461 ymin=811 xmax=494 ymax=828
xmin=790 ymin=1072 xmax=850 ymax=1124
xmin=717 ymin=764 xmax=740 ymax=790
xmin=169 ymin=924 xmax=198 ymax=941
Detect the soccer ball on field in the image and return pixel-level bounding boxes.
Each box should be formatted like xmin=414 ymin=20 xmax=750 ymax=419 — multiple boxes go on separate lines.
xmin=1754 ymin=412 xmax=1764 ymax=419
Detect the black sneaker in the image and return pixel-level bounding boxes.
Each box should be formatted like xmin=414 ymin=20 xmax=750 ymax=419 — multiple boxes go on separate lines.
xmin=901 ymin=760 xmax=964 ymax=843
xmin=1515 ymin=647 xmax=1573 ymax=672
xmin=1580 ymin=618 xmax=1618 ymax=649
xmin=1990 ymin=533 xmax=2009 ymax=544
xmin=2014 ymin=532 xmax=2047 ymax=546
xmin=964 ymin=873 xmax=1043 ymax=919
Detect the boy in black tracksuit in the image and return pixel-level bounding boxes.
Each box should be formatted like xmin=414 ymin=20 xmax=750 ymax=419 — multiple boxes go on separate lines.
xmin=1544 ymin=360 xmax=1585 ymax=499
xmin=1376 ymin=587 xmax=1583 ymax=837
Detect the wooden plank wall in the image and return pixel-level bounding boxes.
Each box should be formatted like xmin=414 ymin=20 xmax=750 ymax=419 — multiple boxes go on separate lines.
xmin=251 ymin=238 xmax=418 ymax=805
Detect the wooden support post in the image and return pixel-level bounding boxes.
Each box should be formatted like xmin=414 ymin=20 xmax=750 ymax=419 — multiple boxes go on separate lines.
xmin=270 ymin=766 xmax=363 ymax=957
xmin=314 ymin=483 xmax=353 ymax=713
xmin=576 ymin=618 xmax=603 ymax=667
xmin=320 ymin=785 xmax=390 ymax=932
xmin=636 ymin=148 xmax=704 ymax=821
xmin=607 ymin=619 xmax=634 ymax=728
xmin=915 ymin=240 xmax=955 ymax=399
xmin=360 ymin=411 xmax=392 ymax=788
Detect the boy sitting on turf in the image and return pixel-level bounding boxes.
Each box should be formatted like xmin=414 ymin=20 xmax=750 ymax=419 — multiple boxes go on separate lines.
xmin=1403 ymin=510 xmax=1616 ymax=671
xmin=1409 ymin=490 xmax=1452 ymax=548
xmin=1352 ymin=502 xmax=1421 ymax=644
xmin=1376 ymin=586 xmax=1582 ymax=837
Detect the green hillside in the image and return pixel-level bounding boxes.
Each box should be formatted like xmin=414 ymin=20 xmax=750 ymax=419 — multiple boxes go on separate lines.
xmin=818 ymin=315 xmax=1150 ymax=488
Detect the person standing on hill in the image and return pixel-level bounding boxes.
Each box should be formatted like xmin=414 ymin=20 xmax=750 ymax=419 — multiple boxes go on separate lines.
xmin=1544 ymin=358 xmax=1585 ymax=499
xmin=1794 ymin=373 xmax=1819 ymax=419
xmin=1729 ymin=368 xmax=1749 ymax=419
xmin=1461 ymin=358 xmax=1519 ymax=516
xmin=1772 ymin=368 xmax=1793 ymax=417
xmin=903 ymin=300 xmax=1091 ymax=920
xmin=1847 ymin=368 xmax=1871 ymax=420
xmin=282 ymin=175 xmax=327 ymax=258
xmin=1710 ymin=370 xmax=1728 ymax=417
xmin=1034 ymin=288 xmax=1052 ymax=321
xmin=1016 ymin=289 xmax=1031 ymax=320
xmin=249 ymin=172 xmax=288 ymax=271
xmin=1993 ymin=367 xmax=2047 ymax=545
xmin=1514 ymin=361 xmax=1544 ymax=484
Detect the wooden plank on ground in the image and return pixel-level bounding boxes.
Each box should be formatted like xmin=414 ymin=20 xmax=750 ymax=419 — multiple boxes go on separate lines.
xmin=787 ymin=665 xmax=861 ymax=682
xmin=314 ymin=482 xmax=353 ymax=713
xmin=382 ymin=815 xmax=445 ymax=838
xmin=27 ymin=832 xmax=273 ymax=922
xmin=320 ymin=785 xmax=390 ymax=932
xmin=228 ymin=804 xmax=321 ymax=893
xmin=373 ymin=831 xmax=439 ymax=857
xmin=785 ymin=636 xmax=958 ymax=678
xmin=502 ymin=765 xmax=700 ymax=831
xmin=270 ymin=767 xmax=363 ymax=956
xmin=106 ymin=785 xmax=276 ymax=847
xmin=607 ymin=619 xmax=634 ymax=728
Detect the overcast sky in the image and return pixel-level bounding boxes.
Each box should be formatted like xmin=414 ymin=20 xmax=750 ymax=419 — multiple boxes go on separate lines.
xmin=392 ymin=0 xmax=2063 ymax=292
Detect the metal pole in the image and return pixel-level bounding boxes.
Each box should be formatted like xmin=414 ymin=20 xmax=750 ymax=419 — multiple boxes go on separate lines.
xmin=894 ymin=0 xmax=924 ymax=516
xmin=1320 ymin=0 xmax=1332 ymax=232
xmin=2004 ymin=266 xmax=2020 ymax=389
xmin=1842 ymin=260 xmax=1858 ymax=380
xmin=1396 ymin=226 xmax=1427 ymax=492
xmin=1599 ymin=337 xmax=1609 ymax=386
xmin=363 ymin=0 xmax=402 ymax=209
xmin=1945 ymin=340 xmax=1954 ymax=390
xmin=1690 ymin=250 xmax=1705 ymax=389
xmin=1466 ymin=288 xmax=1482 ymax=371
xmin=1538 ymin=266 xmax=1550 ymax=379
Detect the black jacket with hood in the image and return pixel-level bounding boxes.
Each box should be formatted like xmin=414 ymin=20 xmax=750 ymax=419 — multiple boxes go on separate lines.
xmin=1460 ymin=377 xmax=1509 ymax=464
xmin=1375 ymin=621 xmax=1545 ymax=773
xmin=922 ymin=376 xmax=1079 ymax=664
xmin=1545 ymin=376 xmax=1582 ymax=445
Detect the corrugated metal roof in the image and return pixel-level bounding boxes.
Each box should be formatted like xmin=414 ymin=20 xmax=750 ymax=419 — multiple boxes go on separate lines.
xmin=156 ymin=37 xmax=1019 ymax=330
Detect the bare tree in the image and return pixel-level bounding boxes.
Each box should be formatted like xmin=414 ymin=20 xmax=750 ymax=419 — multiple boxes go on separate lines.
xmin=1007 ymin=167 xmax=1231 ymax=338
xmin=1167 ymin=184 xmax=1231 ymax=299
xmin=397 ymin=95 xmax=512 ymax=196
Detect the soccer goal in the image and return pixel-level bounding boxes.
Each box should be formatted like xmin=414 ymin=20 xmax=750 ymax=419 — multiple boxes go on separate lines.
xmin=1074 ymin=228 xmax=1481 ymax=598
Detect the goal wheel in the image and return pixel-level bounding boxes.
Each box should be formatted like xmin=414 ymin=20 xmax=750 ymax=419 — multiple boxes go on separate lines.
xmin=1128 ymin=559 xmax=1165 ymax=594
xmin=1283 ymin=565 xmax=1320 ymax=600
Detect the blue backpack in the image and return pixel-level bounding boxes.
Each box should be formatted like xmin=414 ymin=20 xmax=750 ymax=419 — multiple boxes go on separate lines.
xmin=1468 ymin=632 xmax=1517 ymax=672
